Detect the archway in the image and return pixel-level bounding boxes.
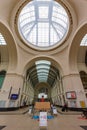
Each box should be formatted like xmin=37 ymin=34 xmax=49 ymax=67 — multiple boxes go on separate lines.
xmin=69 ymin=23 xmax=87 ymax=71
xmin=0 ymin=21 xmax=18 ymax=71
xmin=21 ymin=56 xmax=64 ymax=106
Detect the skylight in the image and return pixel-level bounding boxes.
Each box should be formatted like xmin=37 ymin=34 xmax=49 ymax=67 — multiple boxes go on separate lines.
xmin=39 ymin=6 xmax=48 ymax=18
xmin=35 ymin=60 xmax=51 ymax=82
xmin=18 ymin=0 xmax=69 ymax=48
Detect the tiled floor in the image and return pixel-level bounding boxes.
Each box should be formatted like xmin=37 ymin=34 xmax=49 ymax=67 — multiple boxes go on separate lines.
xmin=0 ymin=111 xmax=87 ymax=130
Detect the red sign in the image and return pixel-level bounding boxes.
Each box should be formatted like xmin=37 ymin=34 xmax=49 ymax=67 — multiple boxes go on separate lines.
xmin=66 ymin=91 xmax=76 ymax=99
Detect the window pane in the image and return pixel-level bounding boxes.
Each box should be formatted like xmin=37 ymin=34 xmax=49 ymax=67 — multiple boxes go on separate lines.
xmin=80 ymin=34 xmax=87 ymax=46
xmin=39 ymin=6 xmax=49 ymax=18
xmin=0 ymin=33 xmax=6 ymax=45
xmin=18 ymin=0 xmax=69 ymax=48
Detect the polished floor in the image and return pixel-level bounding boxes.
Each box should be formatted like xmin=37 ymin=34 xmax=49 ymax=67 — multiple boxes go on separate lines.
xmin=0 ymin=109 xmax=87 ymax=130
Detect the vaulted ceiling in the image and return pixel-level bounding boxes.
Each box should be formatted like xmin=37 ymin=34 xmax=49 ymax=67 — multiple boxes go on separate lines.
xmin=26 ymin=60 xmax=60 ymax=88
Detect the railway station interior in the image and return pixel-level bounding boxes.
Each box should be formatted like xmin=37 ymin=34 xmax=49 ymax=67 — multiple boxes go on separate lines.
xmin=0 ymin=0 xmax=87 ymax=130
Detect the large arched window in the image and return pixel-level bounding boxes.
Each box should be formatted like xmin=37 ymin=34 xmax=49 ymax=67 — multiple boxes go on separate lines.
xmin=0 ymin=33 xmax=6 ymax=45
xmin=18 ymin=0 xmax=69 ymax=48
xmin=0 ymin=70 xmax=6 ymax=89
xmin=80 ymin=34 xmax=87 ymax=46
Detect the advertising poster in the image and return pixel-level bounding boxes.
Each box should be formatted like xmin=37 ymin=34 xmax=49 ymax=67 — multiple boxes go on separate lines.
xmin=39 ymin=112 xmax=47 ymax=127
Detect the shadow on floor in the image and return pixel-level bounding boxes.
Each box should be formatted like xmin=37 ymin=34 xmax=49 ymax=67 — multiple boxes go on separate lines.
xmin=0 ymin=126 xmax=6 ymax=130
xmin=80 ymin=126 xmax=87 ymax=130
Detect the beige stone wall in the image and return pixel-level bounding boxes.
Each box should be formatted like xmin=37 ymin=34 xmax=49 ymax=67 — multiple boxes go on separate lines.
xmin=0 ymin=0 xmax=87 ymax=108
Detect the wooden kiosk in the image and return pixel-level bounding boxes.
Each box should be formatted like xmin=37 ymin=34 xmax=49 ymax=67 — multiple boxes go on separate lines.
xmin=34 ymin=102 xmax=50 ymax=111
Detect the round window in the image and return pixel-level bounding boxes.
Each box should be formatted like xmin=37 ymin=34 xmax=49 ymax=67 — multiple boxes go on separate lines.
xmin=18 ymin=0 xmax=69 ymax=48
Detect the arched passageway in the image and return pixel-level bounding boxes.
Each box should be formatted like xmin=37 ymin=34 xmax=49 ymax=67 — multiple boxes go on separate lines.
xmin=21 ymin=58 xmax=64 ymax=106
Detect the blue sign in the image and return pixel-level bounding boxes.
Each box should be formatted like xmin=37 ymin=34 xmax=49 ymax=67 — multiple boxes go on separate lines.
xmin=10 ymin=94 xmax=19 ymax=100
